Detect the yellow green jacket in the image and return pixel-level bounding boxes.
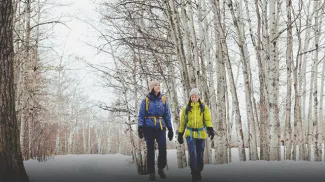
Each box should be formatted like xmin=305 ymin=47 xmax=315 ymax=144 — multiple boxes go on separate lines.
xmin=179 ymin=101 xmax=213 ymax=139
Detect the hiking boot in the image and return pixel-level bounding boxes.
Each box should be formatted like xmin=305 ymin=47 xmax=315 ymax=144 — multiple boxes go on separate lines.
xmin=158 ymin=168 xmax=166 ymax=179
xmin=197 ymin=171 xmax=202 ymax=181
xmin=149 ymin=173 xmax=156 ymax=181
xmin=191 ymin=171 xmax=198 ymax=182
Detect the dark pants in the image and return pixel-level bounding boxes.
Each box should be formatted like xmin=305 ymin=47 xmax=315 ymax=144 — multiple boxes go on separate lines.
xmin=143 ymin=127 xmax=167 ymax=174
xmin=186 ymin=137 xmax=205 ymax=172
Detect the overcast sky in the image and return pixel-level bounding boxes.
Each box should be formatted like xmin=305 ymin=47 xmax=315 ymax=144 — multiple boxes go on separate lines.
xmin=44 ymin=0 xmax=115 ymax=106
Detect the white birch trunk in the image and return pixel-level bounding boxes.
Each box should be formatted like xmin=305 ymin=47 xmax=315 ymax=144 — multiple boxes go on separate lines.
xmin=187 ymin=0 xmax=200 ymax=87
xmin=244 ymin=0 xmax=269 ymax=160
xmin=97 ymin=131 xmax=102 ymax=154
xmin=88 ymin=120 xmax=91 ymax=154
xmin=274 ymin=0 xmax=281 ymax=161
xmin=167 ymin=56 xmax=187 ymax=168
xmin=227 ymin=0 xmax=258 ymax=160
xmin=307 ymin=47 xmax=315 ymax=161
xmin=211 ymin=0 xmax=245 ymax=162
xmin=313 ymin=0 xmax=321 ymax=161
xmin=267 ymin=0 xmax=280 ymax=161
xmin=198 ymin=0 xmax=209 ymax=104
xmin=226 ymin=87 xmax=232 ymax=163
xmin=20 ymin=0 xmax=32 ymax=159
xmin=83 ymin=119 xmax=87 ymax=154
xmin=297 ymin=2 xmax=312 ymax=160
xmin=180 ymin=0 xmax=195 ymax=88
xmin=56 ymin=128 xmax=60 ymax=154
xmin=165 ymin=0 xmax=191 ymax=96
xmin=319 ymin=15 xmax=325 ymax=162
xmin=284 ymin=0 xmax=293 ymax=160
xmin=64 ymin=131 xmax=67 ymax=154
xmin=106 ymin=123 xmax=112 ymax=153
xmin=257 ymin=0 xmax=271 ymax=160
xmin=68 ymin=126 xmax=74 ymax=154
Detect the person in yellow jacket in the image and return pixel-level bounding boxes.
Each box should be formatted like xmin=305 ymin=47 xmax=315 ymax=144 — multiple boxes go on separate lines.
xmin=177 ymin=88 xmax=215 ymax=182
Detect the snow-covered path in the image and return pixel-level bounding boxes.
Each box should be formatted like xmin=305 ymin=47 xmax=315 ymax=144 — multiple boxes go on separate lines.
xmin=24 ymin=149 xmax=325 ymax=182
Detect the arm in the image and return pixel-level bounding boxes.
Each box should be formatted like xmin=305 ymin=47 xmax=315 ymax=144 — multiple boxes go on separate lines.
xmin=178 ymin=106 xmax=186 ymax=133
xmin=138 ymin=98 xmax=146 ymax=127
xmin=164 ymin=101 xmax=173 ymax=130
xmin=204 ymin=105 xmax=213 ymax=128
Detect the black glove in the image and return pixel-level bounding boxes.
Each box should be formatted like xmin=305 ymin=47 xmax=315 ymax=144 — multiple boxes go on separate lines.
xmin=177 ymin=132 xmax=184 ymax=144
xmin=207 ymin=127 xmax=214 ymax=140
xmin=168 ymin=128 xmax=174 ymax=141
xmin=138 ymin=127 xmax=144 ymax=139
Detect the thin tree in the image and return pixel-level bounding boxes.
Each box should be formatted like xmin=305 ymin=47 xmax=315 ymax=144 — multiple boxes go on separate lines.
xmin=284 ymin=0 xmax=293 ymax=160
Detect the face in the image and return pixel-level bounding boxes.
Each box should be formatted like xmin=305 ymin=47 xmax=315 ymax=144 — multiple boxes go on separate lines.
xmin=153 ymin=83 xmax=160 ymax=93
xmin=190 ymin=94 xmax=199 ymax=103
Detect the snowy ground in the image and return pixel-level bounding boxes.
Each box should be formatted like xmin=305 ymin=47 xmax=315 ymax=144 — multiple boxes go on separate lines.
xmin=24 ymin=149 xmax=325 ymax=182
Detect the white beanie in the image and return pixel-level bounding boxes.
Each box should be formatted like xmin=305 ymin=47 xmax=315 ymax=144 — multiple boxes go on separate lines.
xmin=149 ymin=80 xmax=159 ymax=92
xmin=189 ymin=88 xmax=200 ymax=97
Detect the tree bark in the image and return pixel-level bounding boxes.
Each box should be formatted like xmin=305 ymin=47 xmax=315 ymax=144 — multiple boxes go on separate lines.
xmin=284 ymin=0 xmax=293 ymax=160
xmin=227 ymin=0 xmax=258 ymax=160
xmin=0 ymin=0 xmax=29 ymax=181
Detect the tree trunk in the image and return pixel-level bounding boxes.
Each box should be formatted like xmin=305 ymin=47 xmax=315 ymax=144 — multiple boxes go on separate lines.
xmin=227 ymin=0 xmax=258 ymax=160
xmin=210 ymin=0 xmax=228 ymax=164
xmin=244 ymin=0 xmax=269 ymax=160
xmin=0 ymin=0 xmax=29 ymax=180
xmin=267 ymin=0 xmax=280 ymax=161
xmin=284 ymin=0 xmax=293 ymax=160
xmin=167 ymin=55 xmax=187 ymax=168
xmin=187 ymin=0 xmax=200 ymax=87
xmin=313 ymin=0 xmax=321 ymax=161
xmin=210 ymin=0 xmax=246 ymax=160
xmin=56 ymin=128 xmax=60 ymax=154
xmin=319 ymin=14 xmax=325 ymax=163
xmin=296 ymin=0 xmax=312 ymax=161
xmin=19 ymin=0 xmax=32 ymax=160
xmin=165 ymin=0 xmax=191 ymax=95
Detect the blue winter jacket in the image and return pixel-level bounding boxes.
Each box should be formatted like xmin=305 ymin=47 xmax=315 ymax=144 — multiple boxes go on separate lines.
xmin=138 ymin=92 xmax=172 ymax=130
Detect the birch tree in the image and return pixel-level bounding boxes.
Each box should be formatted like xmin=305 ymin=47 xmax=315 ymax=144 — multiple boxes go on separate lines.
xmin=284 ymin=0 xmax=293 ymax=160
xmin=267 ymin=0 xmax=280 ymax=161
xmin=243 ymin=0 xmax=270 ymax=160
xmin=227 ymin=0 xmax=258 ymax=160
xmin=312 ymin=0 xmax=321 ymax=162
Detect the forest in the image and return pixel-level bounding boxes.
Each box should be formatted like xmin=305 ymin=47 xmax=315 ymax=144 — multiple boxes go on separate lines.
xmin=1 ymin=0 xmax=325 ymax=181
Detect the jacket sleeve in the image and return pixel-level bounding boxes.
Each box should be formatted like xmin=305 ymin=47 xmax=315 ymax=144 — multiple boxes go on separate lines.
xmin=138 ymin=98 xmax=146 ymax=127
xmin=178 ymin=106 xmax=186 ymax=133
xmin=164 ymin=101 xmax=173 ymax=130
xmin=203 ymin=105 xmax=213 ymax=128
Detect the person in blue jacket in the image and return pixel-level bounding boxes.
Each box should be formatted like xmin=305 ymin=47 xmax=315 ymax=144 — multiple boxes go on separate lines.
xmin=138 ymin=80 xmax=174 ymax=181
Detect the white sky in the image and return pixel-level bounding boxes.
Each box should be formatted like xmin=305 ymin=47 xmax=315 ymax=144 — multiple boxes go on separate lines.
xmin=44 ymin=0 xmax=115 ymax=105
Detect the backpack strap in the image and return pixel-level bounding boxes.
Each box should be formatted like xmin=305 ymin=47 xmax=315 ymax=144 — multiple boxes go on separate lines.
xmin=145 ymin=95 xmax=166 ymax=130
xmin=161 ymin=96 xmax=166 ymax=104
xmin=146 ymin=96 xmax=166 ymax=112
xmin=145 ymin=96 xmax=149 ymax=114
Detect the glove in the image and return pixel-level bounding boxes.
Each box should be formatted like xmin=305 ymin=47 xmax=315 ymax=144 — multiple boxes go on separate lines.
xmin=177 ymin=132 xmax=184 ymax=144
xmin=138 ymin=127 xmax=144 ymax=139
xmin=168 ymin=128 xmax=174 ymax=141
xmin=207 ymin=127 xmax=214 ymax=140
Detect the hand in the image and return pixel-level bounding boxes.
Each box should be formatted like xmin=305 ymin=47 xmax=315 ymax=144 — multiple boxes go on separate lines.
xmin=207 ymin=127 xmax=214 ymax=140
xmin=138 ymin=127 xmax=144 ymax=139
xmin=177 ymin=132 xmax=184 ymax=144
xmin=168 ymin=129 xmax=174 ymax=141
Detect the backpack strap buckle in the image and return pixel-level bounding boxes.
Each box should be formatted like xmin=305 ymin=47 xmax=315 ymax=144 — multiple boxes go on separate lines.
xmin=145 ymin=116 xmax=163 ymax=130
